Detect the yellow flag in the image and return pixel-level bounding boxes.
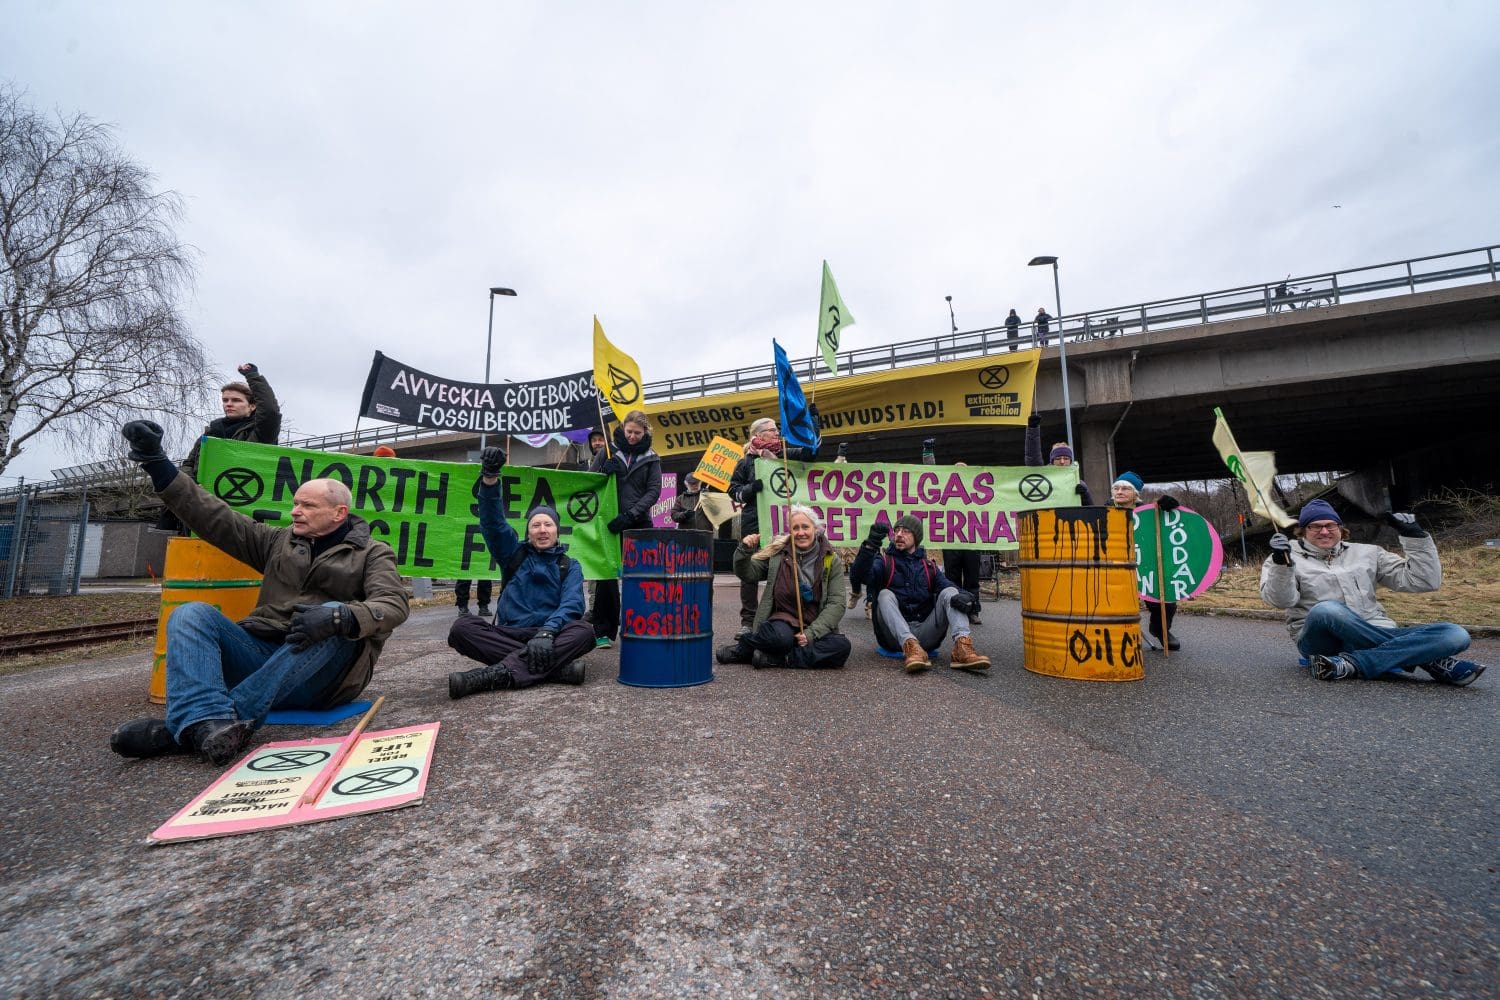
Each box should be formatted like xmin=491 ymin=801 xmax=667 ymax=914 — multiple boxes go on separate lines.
xmin=592 ymin=316 xmax=645 ymax=423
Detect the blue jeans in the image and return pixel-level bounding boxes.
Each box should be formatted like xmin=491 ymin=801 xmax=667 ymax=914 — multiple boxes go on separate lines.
xmin=165 ymin=602 xmax=358 ymax=739
xmin=1296 ymin=601 xmax=1469 ymax=679
xmin=874 ymin=586 xmax=968 ymax=652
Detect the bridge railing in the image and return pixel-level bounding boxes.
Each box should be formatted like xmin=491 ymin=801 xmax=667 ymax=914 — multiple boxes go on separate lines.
xmin=2 ymin=243 xmax=1495 ymax=501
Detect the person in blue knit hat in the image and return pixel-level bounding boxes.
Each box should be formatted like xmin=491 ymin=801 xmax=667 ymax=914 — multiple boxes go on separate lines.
xmin=1111 ymin=471 xmax=1183 ymax=650
xmin=1258 ymin=498 xmax=1485 ymax=685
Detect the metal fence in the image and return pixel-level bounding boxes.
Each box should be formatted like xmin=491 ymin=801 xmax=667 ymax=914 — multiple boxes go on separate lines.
xmin=1 ymin=488 xmax=90 ymax=598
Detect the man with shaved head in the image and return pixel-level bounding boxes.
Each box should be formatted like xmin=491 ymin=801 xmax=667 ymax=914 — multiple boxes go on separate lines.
xmin=110 ymin=420 xmax=409 ymax=765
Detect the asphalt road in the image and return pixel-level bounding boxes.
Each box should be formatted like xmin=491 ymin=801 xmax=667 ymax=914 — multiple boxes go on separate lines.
xmin=2 ymin=584 xmax=1495 ymax=998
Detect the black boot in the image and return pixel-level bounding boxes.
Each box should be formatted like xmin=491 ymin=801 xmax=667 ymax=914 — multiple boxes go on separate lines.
xmin=547 ymin=659 xmax=586 ymax=686
xmin=110 ymin=717 xmax=183 ymax=759
xmin=448 ymin=664 xmax=517 ymax=700
xmin=182 ymin=719 xmax=254 ymax=767
xmin=751 ymin=649 xmax=786 ymax=669
xmin=716 ymin=642 xmax=752 ymax=665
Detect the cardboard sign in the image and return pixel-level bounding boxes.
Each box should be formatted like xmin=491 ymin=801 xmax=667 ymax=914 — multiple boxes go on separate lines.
xmin=1131 ymin=505 xmax=1224 ymax=600
xmin=149 ymin=724 xmax=439 ymax=844
xmin=693 ymin=436 xmax=743 ymax=491
xmin=754 ymin=459 xmax=1077 ymax=550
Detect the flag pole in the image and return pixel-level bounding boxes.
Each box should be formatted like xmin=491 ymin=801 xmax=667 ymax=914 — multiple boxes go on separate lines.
xmin=1215 ymin=406 xmax=1283 ymax=528
xmin=780 ymin=446 xmax=805 ymax=635
xmin=596 ymin=397 xmax=613 ymax=459
xmin=1154 ymin=500 xmax=1169 ymax=660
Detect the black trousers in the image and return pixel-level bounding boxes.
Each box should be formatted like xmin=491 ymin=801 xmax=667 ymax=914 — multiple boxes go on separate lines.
xmin=744 ymin=619 xmax=851 ymax=669
xmin=1143 ymin=599 xmax=1177 ymax=637
xmin=738 ymin=580 xmax=759 ymax=628
xmin=943 ymin=550 xmax=981 ymax=606
xmin=454 ymin=579 xmax=493 ymax=608
xmin=448 ymin=618 xmax=596 ymax=688
xmin=593 ymin=579 xmax=620 ymax=640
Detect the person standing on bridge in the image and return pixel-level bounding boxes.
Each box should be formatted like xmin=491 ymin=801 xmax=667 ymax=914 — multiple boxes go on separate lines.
xmin=447 ymin=447 xmax=595 ymax=696
xmin=1111 ymin=471 xmax=1183 ymax=651
xmin=1034 ymin=307 xmax=1051 ymax=346
xmin=1004 ymin=309 xmax=1021 ymax=351
xmin=589 ymin=410 xmax=662 ymax=648
xmin=110 ymin=420 xmax=408 ymax=766
xmin=716 ymin=505 xmax=851 ymax=669
xmin=1259 ymin=500 xmax=1485 ymax=686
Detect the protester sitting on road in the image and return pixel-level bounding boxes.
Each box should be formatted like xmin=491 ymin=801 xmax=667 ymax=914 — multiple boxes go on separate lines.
xmin=1259 ymin=499 xmax=1485 ymax=685
xmin=1024 ymin=414 xmax=1094 ymax=504
xmin=448 ymin=447 xmax=595 ymax=697
xmin=727 ymin=416 xmax=816 ymax=636
xmin=111 ymin=420 xmax=408 ymax=766
xmin=716 ymin=505 xmax=851 ymax=669
xmin=588 ymin=410 xmax=662 ymax=649
xmin=159 ymin=363 xmax=283 ymax=532
xmin=670 ymin=473 xmax=714 ymax=533
xmin=849 ymin=515 xmax=990 ymax=673
xmin=1111 ymin=471 xmax=1183 ymax=651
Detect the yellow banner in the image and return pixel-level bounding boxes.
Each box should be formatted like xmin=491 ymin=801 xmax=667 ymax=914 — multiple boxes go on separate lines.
xmin=650 ymin=350 xmax=1040 ymax=457
xmin=693 ymin=435 xmax=743 ymax=490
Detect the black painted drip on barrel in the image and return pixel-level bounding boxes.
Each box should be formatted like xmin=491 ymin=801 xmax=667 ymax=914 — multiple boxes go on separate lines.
xmin=1048 ymin=507 xmax=1114 ymax=563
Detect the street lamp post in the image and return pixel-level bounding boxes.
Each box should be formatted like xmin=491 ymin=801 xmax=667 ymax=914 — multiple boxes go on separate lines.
xmin=1027 ymin=256 xmax=1072 ymax=448
xmin=945 ymin=294 xmax=957 ymax=334
xmin=481 ymin=286 xmax=517 ymax=450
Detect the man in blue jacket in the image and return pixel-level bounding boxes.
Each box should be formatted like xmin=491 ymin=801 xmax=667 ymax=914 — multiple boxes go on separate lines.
xmin=851 ymin=514 xmax=991 ymax=673
xmin=447 ymin=447 xmax=594 ymax=697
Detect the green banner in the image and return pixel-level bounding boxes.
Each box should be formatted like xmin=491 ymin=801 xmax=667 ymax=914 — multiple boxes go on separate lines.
xmin=197 ymin=439 xmax=621 ymax=580
xmin=753 ymin=459 xmax=1079 ymax=550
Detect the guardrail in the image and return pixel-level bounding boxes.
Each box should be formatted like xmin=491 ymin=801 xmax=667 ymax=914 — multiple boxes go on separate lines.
xmin=2 ymin=242 xmax=1494 ymax=500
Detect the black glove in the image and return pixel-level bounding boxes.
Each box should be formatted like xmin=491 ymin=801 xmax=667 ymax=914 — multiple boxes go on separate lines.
xmin=121 ymin=420 xmax=166 ymax=463
xmin=808 ymin=403 xmax=822 ymax=433
xmin=1156 ymin=494 xmax=1180 ymax=512
xmin=1027 ymin=413 xmax=1042 ymax=428
xmin=237 ymin=362 xmax=258 ymax=375
xmin=608 ymin=514 xmax=629 ymax=534
xmin=744 ymin=479 xmax=764 ymax=497
xmin=1075 ymin=483 xmax=1089 ymax=499
xmin=481 ymin=446 xmax=506 ymax=477
xmin=1268 ymin=533 xmax=1292 ymax=566
xmin=599 ymin=455 xmax=626 ymax=477
xmin=1383 ymin=512 xmax=1425 ymax=538
xmin=864 ymin=522 xmax=890 ymax=549
xmin=525 ymin=629 xmax=556 ymax=671
xmin=285 ymin=602 xmax=356 ymax=651
xmin=949 ymin=591 xmax=979 ymax=615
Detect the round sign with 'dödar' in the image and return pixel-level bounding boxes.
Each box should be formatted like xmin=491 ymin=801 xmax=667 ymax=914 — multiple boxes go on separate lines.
xmin=1131 ymin=504 xmax=1224 ymax=601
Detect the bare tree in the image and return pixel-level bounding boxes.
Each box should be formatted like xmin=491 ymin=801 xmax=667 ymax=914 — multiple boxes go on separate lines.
xmin=0 ymin=86 xmax=212 ymax=478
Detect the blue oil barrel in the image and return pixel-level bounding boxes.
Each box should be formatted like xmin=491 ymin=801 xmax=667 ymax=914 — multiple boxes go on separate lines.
xmin=618 ymin=528 xmax=714 ymax=687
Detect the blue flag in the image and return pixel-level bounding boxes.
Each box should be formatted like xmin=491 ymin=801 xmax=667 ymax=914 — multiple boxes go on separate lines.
xmin=773 ymin=339 xmax=820 ymax=452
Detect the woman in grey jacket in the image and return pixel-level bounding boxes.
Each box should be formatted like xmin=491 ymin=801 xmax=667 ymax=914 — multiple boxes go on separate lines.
xmin=1259 ymin=499 xmax=1484 ymax=685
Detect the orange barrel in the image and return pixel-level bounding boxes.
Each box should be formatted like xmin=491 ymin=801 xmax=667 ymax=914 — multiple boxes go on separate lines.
xmin=148 ymin=537 xmax=263 ymax=704
xmin=1018 ymin=507 xmax=1143 ymax=681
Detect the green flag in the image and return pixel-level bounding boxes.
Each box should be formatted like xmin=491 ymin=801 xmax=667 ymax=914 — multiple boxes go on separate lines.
xmin=817 ymin=260 xmax=855 ymax=375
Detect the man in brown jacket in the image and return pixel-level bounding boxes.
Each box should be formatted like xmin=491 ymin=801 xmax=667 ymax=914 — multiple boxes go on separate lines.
xmin=111 ymin=420 xmax=409 ymax=765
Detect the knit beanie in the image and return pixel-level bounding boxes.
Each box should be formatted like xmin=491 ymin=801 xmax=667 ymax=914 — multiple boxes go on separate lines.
xmin=1048 ymin=443 xmax=1074 ymax=463
xmin=894 ymin=514 xmax=924 ymax=546
xmin=526 ymin=504 xmax=561 ymax=530
xmin=1297 ymin=499 xmax=1341 ymax=528
xmin=1113 ymin=471 xmax=1144 ymax=493
xmin=372 ymin=446 xmax=396 ymax=458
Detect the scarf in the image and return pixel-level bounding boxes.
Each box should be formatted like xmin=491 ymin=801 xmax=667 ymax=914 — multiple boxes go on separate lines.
xmin=746 ymin=433 xmax=783 ymax=460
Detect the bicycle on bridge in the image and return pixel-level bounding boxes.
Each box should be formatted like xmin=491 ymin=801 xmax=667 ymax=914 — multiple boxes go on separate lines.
xmin=1271 ymin=275 xmax=1337 ymax=313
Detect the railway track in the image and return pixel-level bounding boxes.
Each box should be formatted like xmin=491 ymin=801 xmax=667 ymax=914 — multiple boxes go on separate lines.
xmin=0 ymin=618 xmax=159 ymax=657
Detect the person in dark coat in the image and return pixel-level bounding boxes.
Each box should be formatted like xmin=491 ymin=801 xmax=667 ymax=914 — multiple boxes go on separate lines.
xmin=1004 ymin=309 xmax=1021 ymax=351
xmin=1024 ymin=414 xmax=1095 ymax=504
xmin=1035 ymin=308 xmax=1051 ymax=345
xmin=447 ymin=447 xmax=594 ymax=697
xmin=670 ymin=473 xmax=714 ymax=533
xmin=588 ymin=409 xmax=662 ymax=646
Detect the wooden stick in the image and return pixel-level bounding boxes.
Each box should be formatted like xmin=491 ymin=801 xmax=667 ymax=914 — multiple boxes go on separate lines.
xmin=300 ymin=695 xmax=385 ymax=806
xmin=1154 ymin=500 xmax=1169 ymax=660
xmin=595 ymin=397 xmax=613 ymax=459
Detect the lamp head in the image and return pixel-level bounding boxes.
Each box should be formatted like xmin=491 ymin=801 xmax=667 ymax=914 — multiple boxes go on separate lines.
xmin=1027 ymin=256 xmax=1058 ymax=267
xmin=490 ymin=287 xmax=517 ymax=297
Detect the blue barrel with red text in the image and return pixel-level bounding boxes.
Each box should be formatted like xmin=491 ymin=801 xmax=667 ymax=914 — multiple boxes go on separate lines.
xmin=618 ymin=528 xmax=715 ymax=687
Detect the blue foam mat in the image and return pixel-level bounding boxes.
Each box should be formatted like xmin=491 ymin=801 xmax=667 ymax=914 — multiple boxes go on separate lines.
xmin=264 ymin=700 xmax=372 ymax=726
xmin=876 ymin=646 xmax=940 ymax=659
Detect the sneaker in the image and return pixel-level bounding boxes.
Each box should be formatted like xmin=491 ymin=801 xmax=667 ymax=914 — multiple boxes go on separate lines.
xmin=477 ymin=605 xmax=491 ymax=619
xmin=183 ymin=719 xmax=254 ymax=767
xmin=1420 ymin=657 xmax=1486 ymax=687
xmin=456 ymin=605 xmax=471 ymax=617
xmin=949 ymin=635 xmax=991 ymax=671
xmin=863 ymin=603 xmax=872 ymax=620
xmin=594 ymin=636 xmax=613 ymax=649
xmin=110 ymin=717 xmax=183 ymax=759
xmin=967 ymin=611 xmax=982 ymax=626
xmin=1309 ymin=654 xmax=1357 ymax=681
xmin=902 ymin=637 xmax=931 ymax=673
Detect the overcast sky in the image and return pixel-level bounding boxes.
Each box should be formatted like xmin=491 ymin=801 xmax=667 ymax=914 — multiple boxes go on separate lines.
xmin=4 ymin=1 xmax=1497 ymax=482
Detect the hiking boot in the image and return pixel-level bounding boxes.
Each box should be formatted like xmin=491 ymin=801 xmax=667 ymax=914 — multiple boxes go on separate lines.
xmin=477 ymin=605 xmax=491 ymax=619
xmin=949 ymin=635 xmax=991 ymax=671
xmin=846 ymin=591 xmax=860 ymax=610
xmin=456 ymin=605 xmax=471 ymax=617
xmin=1309 ymin=654 xmax=1357 ymax=681
xmin=549 ymin=659 xmax=586 ymax=686
xmin=448 ymin=664 xmax=517 ymax=699
xmin=1420 ymin=656 xmax=1486 ymax=687
xmin=183 ymin=719 xmax=254 ymax=767
xmin=751 ymin=649 xmax=785 ymax=669
xmin=902 ymin=637 xmax=931 ymax=673
xmin=110 ymin=717 xmax=183 ymax=759
xmin=716 ymin=642 xmax=752 ymax=665
xmin=1149 ymin=630 xmax=1181 ymax=651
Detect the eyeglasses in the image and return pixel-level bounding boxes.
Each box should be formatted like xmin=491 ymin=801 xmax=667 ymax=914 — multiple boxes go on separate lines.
xmin=1305 ymin=522 xmax=1342 ymax=533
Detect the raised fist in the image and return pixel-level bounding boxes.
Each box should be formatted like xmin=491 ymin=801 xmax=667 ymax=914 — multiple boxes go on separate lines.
xmin=480 ymin=446 xmax=506 ymax=477
xmin=121 ymin=420 xmax=166 ymax=463
xmin=864 ymin=522 xmax=890 ymax=548
xmin=1383 ymin=512 xmax=1425 ymax=538
xmin=237 ymin=362 xmax=258 ymax=375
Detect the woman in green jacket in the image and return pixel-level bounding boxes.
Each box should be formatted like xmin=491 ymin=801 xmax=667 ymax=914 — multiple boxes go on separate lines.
xmin=717 ymin=505 xmax=851 ymax=669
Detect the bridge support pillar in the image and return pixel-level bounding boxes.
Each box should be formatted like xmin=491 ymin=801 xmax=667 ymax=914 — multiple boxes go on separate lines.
xmin=1078 ymin=420 xmax=1114 ymax=505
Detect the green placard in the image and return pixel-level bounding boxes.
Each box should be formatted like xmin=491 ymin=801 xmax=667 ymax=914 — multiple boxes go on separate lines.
xmin=1131 ymin=505 xmax=1225 ymax=601
xmin=197 ymin=439 xmax=621 ymax=580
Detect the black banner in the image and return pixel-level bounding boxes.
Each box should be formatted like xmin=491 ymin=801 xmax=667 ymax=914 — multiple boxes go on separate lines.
xmin=359 ymin=351 xmax=601 ymax=434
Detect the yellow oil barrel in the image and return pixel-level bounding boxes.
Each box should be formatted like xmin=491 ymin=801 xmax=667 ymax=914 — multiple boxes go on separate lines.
xmin=1018 ymin=507 xmax=1143 ymax=681
xmin=148 ymin=537 xmax=263 ymax=704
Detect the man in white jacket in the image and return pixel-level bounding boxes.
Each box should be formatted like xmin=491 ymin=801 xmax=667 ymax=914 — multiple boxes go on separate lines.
xmin=1259 ymin=499 xmax=1485 ymax=685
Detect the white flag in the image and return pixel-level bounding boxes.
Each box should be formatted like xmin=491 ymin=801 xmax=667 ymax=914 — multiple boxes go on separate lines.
xmin=1213 ymin=407 xmax=1295 ymax=529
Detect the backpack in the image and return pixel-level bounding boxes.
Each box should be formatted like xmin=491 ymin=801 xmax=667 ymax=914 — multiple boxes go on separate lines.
xmin=883 ymin=553 xmax=935 ymax=592
xmin=498 ymin=546 xmax=571 ymax=597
